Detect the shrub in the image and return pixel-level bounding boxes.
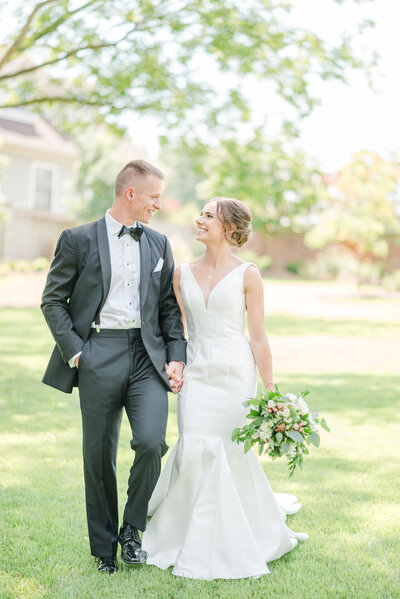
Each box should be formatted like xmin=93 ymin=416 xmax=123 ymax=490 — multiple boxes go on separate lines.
xmin=307 ymin=253 xmax=359 ymax=280
xmin=382 ymin=269 xmax=400 ymax=292
xmin=0 ymin=262 xmax=12 ymax=277
xmin=32 ymin=257 xmax=50 ymax=271
xmin=285 ymin=260 xmax=306 ymax=276
xmin=238 ymin=249 xmax=272 ymax=273
xmin=11 ymin=260 xmax=31 ymax=273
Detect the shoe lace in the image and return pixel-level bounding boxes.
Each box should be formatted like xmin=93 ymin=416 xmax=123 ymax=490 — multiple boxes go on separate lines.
xmin=98 ymin=556 xmax=116 ymax=568
xmin=120 ymin=524 xmax=141 ymax=545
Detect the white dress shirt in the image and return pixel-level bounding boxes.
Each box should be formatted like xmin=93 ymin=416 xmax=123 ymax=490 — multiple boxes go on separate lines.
xmin=68 ymin=210 xmax=141 ymax=367
xmin=99 ymin=210 xmax=141 ymax=328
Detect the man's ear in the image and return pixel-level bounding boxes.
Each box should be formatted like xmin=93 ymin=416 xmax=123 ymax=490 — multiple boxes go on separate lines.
xmin=125 ymin=186 xmax=136 ymax=201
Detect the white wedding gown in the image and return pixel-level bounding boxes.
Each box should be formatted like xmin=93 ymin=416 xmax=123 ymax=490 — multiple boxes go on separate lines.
xmin=142 ymin=262 xmax=308 ymax=580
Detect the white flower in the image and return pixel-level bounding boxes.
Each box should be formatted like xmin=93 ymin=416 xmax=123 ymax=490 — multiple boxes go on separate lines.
xmin=267 ymin=400 xmax=275 ymax=408
xmin=277 ymin=411 xmax=284 ymax=419
xmin=255 ymin=421 xmax=272 ymax=442
xmin=293 ymin=423 xmax=299 ymax=430
xmin=282 ymin=408 xmax=291 ymax=420
xmin=288 ymin=444 xmax=297 ymax=458
xmin=296 ymin=397 xmax=309 ymax=416
xmin=284 ymin=393 xmax=297 ymax=402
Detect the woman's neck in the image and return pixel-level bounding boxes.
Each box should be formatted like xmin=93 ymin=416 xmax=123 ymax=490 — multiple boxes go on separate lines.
xmin=201 ymin=244 xmax=234 ymax=269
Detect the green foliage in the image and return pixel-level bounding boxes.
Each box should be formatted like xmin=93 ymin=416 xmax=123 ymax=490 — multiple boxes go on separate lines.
xmin=0 ymin=257 xmax=50 ymax=276
xmin=70 ymin=124 xmax=139 ymax=220
xmin=31 ymin=256 xmax=50 ymax=271
xmin=306 ymin=151 xmax=400 ymax=262
xmin=382 ymin=268 xmax=400 ymax=292
xmin=0 ymin=1 xmax=374 ymax=137
xmin=285 ymin=260 xmax=306 ymax=275
xmin=236 ymin=249 xmax=272 ymax=273
xmin=163 ymin=130 xmax=327 ymax=233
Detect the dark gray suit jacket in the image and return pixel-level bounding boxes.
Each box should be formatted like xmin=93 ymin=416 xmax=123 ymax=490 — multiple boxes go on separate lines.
xmin=41 ymin=217 xmax=186 ymax=393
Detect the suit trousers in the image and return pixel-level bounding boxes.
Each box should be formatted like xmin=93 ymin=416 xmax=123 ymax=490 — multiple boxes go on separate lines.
xmin=78 ymin=328 xmax=169 ymax=558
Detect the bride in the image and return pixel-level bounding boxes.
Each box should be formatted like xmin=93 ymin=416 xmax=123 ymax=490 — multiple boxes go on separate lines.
xmin=142 ymin=197 xmax=308 ymax=580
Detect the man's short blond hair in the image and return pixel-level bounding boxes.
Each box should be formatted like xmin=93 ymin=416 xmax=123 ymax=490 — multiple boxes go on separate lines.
xmin=115 ymin=160 xmax=164 ymax=197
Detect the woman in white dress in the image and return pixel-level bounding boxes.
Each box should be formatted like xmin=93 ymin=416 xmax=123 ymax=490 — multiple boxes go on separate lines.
xmin=142 ymin=197 xmax=308 ymax=580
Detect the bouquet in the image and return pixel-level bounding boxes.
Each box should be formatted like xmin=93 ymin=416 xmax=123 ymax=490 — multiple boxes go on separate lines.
xmin=232 ymin=387 xmax=330 ymax=477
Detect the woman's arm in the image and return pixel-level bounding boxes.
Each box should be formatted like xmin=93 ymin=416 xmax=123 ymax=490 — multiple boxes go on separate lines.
xmin=173 ymin=265 xmax=187 ymax=336
xmin=244 ymin=265 xmax=274 ymax=391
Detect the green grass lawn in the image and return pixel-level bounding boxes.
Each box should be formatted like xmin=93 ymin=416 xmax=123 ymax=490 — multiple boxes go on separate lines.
xmin=1 ymin=308 xmax=399 ymax=599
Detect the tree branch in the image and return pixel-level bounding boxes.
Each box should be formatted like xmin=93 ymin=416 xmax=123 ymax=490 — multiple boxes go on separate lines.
xmin=0 ymin=0 xmax=59 ymax=70
xmin=0 ymin=95 xmax=115 ymax=109
xmin=0 ymin=27 xmax=138 ymax=81
xmin=26 ymin=0 xmax=100 ymax=47
xmin=0 ymin=95 xmax=160 ymax=112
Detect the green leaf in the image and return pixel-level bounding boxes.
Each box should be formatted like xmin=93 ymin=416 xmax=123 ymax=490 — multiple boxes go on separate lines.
xmin=244 ymin=437 xmax=252 ymax=453
xmin=249 ymin=409 xmax=260 ymax=417
xmin=282 ymin=442 xmax=290 ymax=454
xmin=309 ymin=432 xmax=320 ymax=447
xmin=275 ymin=432 xmax=283 ymax=444
xmin=286 ymin=430 xmax=304 ymax=443
xmin=321 ymin=418 xmax=330 ymax=432
xmin=231 ymin=428 xmax=240 ymax=442
xmin=246 ymin=398 xmax=261 ymax=406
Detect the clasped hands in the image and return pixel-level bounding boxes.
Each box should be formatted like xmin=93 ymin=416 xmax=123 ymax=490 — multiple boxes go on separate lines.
xmin=165 ymin=361 xmax=184 ymax=394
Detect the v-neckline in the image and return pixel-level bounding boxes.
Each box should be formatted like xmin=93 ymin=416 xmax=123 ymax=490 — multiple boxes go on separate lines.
xmin=188 ymin=262 xmax=245 ymax=310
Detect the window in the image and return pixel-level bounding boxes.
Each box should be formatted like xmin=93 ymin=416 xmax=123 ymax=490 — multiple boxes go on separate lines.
xmin=30 ymin=162 xmax=58 ymax=211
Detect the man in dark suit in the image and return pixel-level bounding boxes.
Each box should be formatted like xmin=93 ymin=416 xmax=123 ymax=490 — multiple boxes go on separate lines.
xmin=41 ymin=160 xmax=186 ymax=574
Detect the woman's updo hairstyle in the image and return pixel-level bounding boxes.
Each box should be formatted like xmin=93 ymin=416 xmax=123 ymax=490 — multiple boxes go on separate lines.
xmin=212 ymin=197 xmax=252 ymax=248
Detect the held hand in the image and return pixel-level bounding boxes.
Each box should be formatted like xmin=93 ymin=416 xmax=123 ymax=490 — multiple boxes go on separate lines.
xmin=265 ymin=382 xmax=275 ymax=392
xmin=74 ymin=355 xmax=80 ymax=368
xmin=165 ymin=361 xmax=184 ymax=394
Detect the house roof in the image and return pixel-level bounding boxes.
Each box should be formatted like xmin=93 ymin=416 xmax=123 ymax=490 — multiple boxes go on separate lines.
xmin=0 ymin=110 xmax=78 ymax=163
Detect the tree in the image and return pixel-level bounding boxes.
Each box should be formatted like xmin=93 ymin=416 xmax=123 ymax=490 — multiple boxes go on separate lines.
xmin=0 ymin=0 xmax=374 ymax=136
xmin=160 ymin=129 xmax=327 ymax=233
xmin=305 ymin=151 xmax=400 ymax=264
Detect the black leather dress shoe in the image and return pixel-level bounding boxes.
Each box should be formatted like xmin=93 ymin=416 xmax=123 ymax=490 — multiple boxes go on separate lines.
xmin=96 ymin=556 xmax=119 ymax=574
xmin=119 ymin=523 xmax=147 ymax=565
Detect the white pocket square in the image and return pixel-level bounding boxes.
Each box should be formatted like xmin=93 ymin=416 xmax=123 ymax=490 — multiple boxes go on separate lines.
xmin=154 ymin=258 xmax=164 ymax=272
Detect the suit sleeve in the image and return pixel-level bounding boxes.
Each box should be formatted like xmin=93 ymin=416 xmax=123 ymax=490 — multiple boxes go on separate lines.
xmin=41 ymin=229 xmax=85 ymax=363
xmin=158 ymin=236 xmax=187 ymax=364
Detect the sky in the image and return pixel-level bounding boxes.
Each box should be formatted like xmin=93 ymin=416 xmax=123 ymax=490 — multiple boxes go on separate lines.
xmin=128 ymin=0 xmax=400 ymax=172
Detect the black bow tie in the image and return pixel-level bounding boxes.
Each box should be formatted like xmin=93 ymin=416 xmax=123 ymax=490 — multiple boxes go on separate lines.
xmin=117 ymin=225 xmax=143 ymax=242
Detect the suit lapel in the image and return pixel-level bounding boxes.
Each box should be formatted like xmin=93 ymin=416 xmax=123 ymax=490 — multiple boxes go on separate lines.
xmin=96 ymin=217 xmax=112 ymax=312
xmin=139 ymin=228 xmax=151 ymax=310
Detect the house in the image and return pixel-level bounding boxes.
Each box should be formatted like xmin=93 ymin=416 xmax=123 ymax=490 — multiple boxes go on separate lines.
xmin=0 ymin=108 xmax=78 ymax=260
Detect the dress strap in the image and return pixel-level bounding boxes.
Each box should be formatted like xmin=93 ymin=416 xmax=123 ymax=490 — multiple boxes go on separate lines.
xmin=179 ymin=262 xmax=190 ymax=283
xmin=240 ymin=261 xmax=258 ymax=273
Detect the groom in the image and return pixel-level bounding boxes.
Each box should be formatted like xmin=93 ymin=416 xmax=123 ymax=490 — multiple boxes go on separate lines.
xmin=41 ymin=160 xmax=186 ymax=574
